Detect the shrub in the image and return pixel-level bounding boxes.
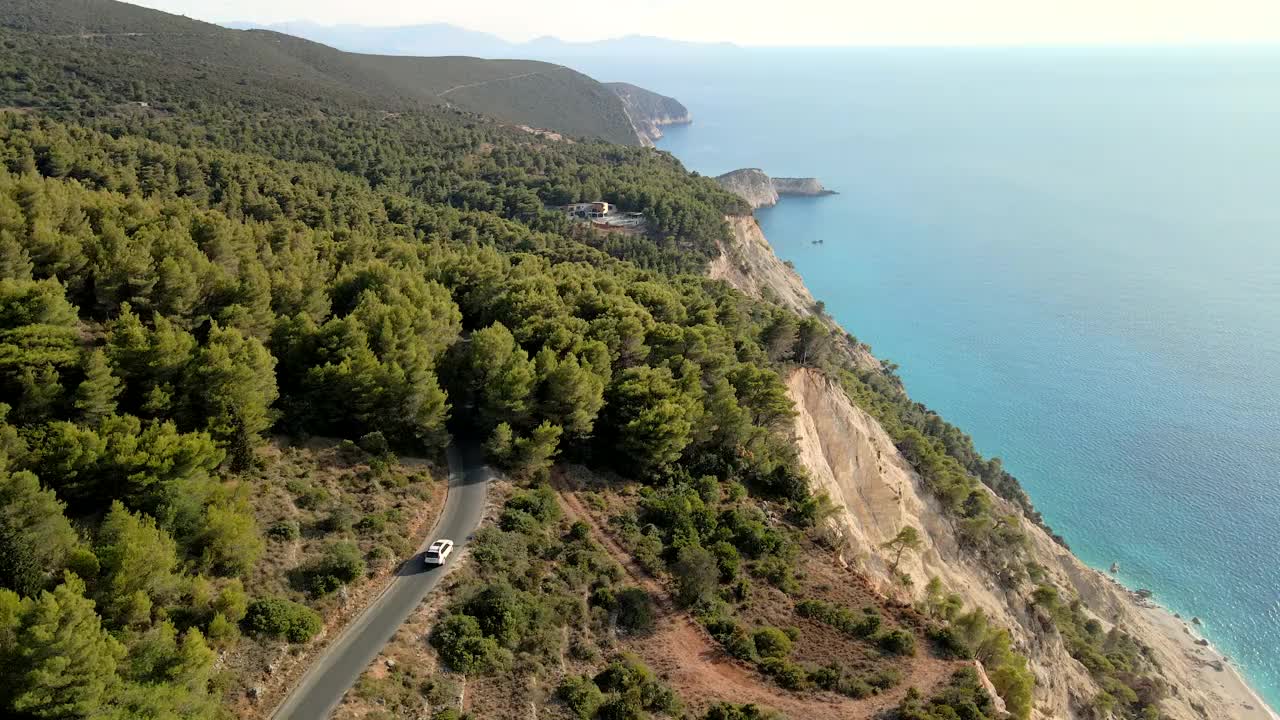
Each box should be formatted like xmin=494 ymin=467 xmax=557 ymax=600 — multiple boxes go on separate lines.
xmin=367 ymin=545 xmax=393 ymax=569
xmin=207 ymin=612 xmax=238 ymax=645
xmin=597 ymin=696 xmax=643 ymax=720
xmin=594 ymin=654 xmax=678 ymax=714
xmin=357 ymin=513 xmax=387 ymax=533
xmin=464 ymin=583 xmax=534 ymax=648
xmin=615 ymin=587 xmax=656 ymax=633
xmin=505 ymin=486 xmax=561 ymax=524
xmin=927 ymin=625 xmax=972 ymax=659
xmin=421 ymin=675 xmax=459 ymax=706
xmin=751 ymin=626 xmax=792 ymax=660
xmin=896 ymin=668 xmax=993 ymax=719
xmin=671 ymin=545 xmax=719 ymax=608
xmin=810 ymin=665 xmax=841 ymax=691
xmin=877 ymin=629 xmax=916 ymax=656
xmin=707 ymin=616 xmax=757 ymax=660
xmin=839 ymin=677 xmax=874 ymax=699
xmin=243 ymin=597 xmax=322 ymax=642
xmin=594 ymin=654 xmax=654 ymax=694
xmin=358 ymin=431 xmax=391 ymax=456
xmin=267 ymin=518 xmax=301 ymax=541
xmin=304 ymin=540 xmax=367 ymax=595
xmin=430 ymin=613 xmax=505 ymax=674
xmin=754 ymin=556 xmax=796 ymax=593
xmin=557 ymin=675 xmax=603 ymax=720
xmin=286 ymin=479 xmax=328 ymax=509
xmin=703 ymin=703 xmax=783 ymax=720
xmin=498 ymin=508 xmax=542 ymax=534
xmin=590 ymin=585 xmax=617 ymax=609
xmin=620 ymin=523 xmax=664 ymax=575
xmin=321 ymin=504 xmax=357 ymax=533
xmin=709 ymin=540 xmax=741 ymax=582
xmin=866 ymin=667 xmax=903 ymax=690
xmin=760 ymin=657 xmax=808 ymax=690
xmin=214 ymin=579 xmax=249 ymax=622
xmin=569 ymin=636 xmax=599 ymax=662
xmin=795 ymin=599 xmax=881 ymax=638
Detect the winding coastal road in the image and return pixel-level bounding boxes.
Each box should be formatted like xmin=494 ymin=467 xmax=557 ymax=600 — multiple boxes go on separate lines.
xmin=271 ymin=444 xmax=492 ymax=720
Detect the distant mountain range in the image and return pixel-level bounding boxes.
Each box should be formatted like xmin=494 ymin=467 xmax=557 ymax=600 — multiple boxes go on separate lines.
xmin=222 ymin=21 xmax=741 ymax=59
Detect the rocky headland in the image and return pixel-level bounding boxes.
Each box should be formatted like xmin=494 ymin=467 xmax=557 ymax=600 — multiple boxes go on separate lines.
xmin=607 ymin=81 xmax=692 ymax=145
xmin=714 ymin=167 xmax=835 ymax=209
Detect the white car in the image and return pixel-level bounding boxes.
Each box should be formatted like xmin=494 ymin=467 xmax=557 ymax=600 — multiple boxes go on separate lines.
xmin=424 ymin=539 xmax=454 ymax=566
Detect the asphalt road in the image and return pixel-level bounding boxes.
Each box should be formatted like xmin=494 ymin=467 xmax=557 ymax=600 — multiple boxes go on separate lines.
xmin=271 ymin=444 xmax=492 ymax=720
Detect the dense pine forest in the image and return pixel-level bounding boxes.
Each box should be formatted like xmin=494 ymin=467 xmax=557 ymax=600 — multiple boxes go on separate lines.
xmin=0 ymin=2 xmax=1172 ymax=719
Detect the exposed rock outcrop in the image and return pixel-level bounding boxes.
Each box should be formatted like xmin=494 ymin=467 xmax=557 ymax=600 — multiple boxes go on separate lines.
xmin=713 ymin=215 xmax=1277 ymax=720
xmin=714 ymin=169 xmax=779 ymax=209
xmin=772 ymin=176 xmax=835 ymax=197
xmin=786 ymin=367 xmax=1276 ymax=720
xmin=710 ymin=215 xmax=878 ymax=370
xmin=714 ymin=168 xmax=834 ymax=209
xmin=607 ymin=82 xmax=691 ymax=145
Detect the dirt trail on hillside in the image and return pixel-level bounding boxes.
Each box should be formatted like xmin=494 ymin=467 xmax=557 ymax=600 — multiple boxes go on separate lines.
xmin=554 ymin=476 xmax=951 ymax=720
xmin=438 ymin=72 xmax=542 ymax=96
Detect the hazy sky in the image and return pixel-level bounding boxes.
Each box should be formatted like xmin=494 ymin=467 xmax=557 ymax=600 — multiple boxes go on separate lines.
xmin=131 ymin=0 xmax=1280 ymax=46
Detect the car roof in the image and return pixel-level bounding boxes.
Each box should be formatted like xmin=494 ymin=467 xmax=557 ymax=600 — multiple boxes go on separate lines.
xmin=428 ymin=539 xmax=452 ymax=549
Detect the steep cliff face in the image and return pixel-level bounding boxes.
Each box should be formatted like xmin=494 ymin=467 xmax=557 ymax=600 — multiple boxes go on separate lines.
xmin=787 ymin=369 xmax=1278 ymax=720
xmin=607 ymin=81 xmax=692 ymax=144
xmin=714 ymin=169 xmax=779 ymax=209
xmin=711 ymin=215 xmax=879 ymax=370
xmin=787 ymin=369 xmax=1097 ymax=718
xmin=715 ymin=216 xmax=1275 ymax=720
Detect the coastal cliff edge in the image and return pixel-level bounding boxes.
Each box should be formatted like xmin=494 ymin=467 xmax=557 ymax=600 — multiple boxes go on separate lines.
xmin=713 ymin=213 xmax=1278 ymax=720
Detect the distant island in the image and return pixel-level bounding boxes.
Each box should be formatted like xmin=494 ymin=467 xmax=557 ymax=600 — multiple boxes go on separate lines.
xmin=222 ymin=20 xmax=742 ymax=59
xmin=715 ymin=168 xmax=836 ymax=209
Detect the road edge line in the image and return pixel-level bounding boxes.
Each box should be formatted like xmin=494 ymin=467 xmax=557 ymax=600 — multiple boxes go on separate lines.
xmin=267 ymin=445 xmax=461 ymax=720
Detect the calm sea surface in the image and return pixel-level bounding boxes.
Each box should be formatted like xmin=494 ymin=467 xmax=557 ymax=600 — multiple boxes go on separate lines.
xmin=566 ymin=48 xmax=1280 ymax=705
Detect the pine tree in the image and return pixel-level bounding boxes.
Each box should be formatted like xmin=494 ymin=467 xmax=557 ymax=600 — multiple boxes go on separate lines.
xmin=456 ymin=322 xmax=536 ymax=433
xmin=185 ymin=323 xmax=278 ymax=469
xmin=0 ymin=231 xmax=34 ymax=281
xmin=0 ymin=469 xmax=78 ymax=595
xmin=512 ymin=421 xmax=562 ymax=479
xmin=95 ymin=502 xmax=178 ymax=627
xmin=74 ymin=349 xmax=122 ymax=424
xmin=169 ymin=627 xmax=216 ymax=692
xmin=15 ymin=364 xmax=62 ymax=424
xmin=8 ymin=573 xmax=126 ymax=718
xmin=882 ymin=526 xmax=923 ymax=574
xmin=536 ymin=349 xmax=606 ymax=439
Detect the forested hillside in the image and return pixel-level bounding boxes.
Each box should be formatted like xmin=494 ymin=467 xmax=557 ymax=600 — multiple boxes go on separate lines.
xmin=0 ymin=0 xmax=646 ymax=145
xmin=0 ymin=2 xmax=1171 ymax=720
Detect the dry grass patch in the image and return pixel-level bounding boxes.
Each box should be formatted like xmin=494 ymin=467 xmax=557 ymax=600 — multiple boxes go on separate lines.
xmin=221 ymin=438 xmax=446 ymax=718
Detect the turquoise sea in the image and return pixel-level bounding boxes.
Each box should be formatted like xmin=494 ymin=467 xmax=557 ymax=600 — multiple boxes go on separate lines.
xmin=569 ymin=48 xmax=1280 ymax=705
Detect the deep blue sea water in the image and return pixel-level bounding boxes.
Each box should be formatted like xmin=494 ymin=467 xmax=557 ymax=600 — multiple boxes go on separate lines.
xmin=566 ymin=48 xmax=1280 ymax=706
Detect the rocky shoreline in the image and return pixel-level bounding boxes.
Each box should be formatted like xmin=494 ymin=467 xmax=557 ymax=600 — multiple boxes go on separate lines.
xmin=1105 ymin=574 xmax=1279 ymax=719
xmin=712 ymin=213 xmax=1278 ymax=720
